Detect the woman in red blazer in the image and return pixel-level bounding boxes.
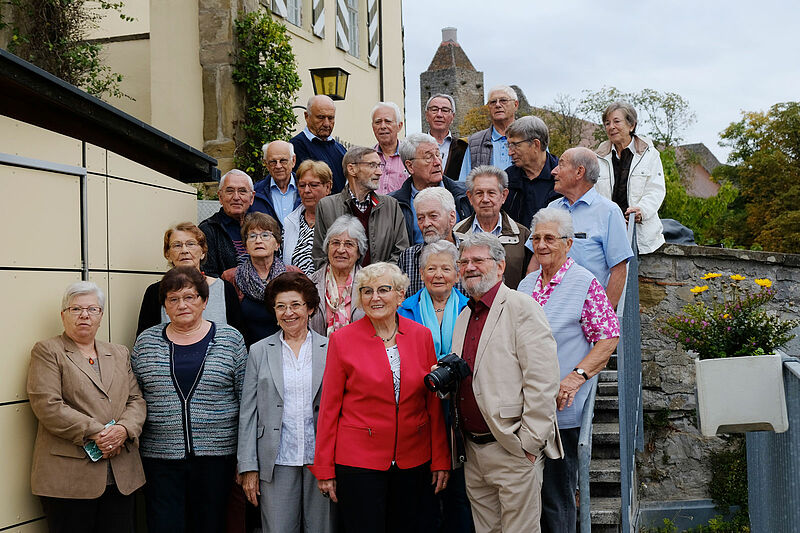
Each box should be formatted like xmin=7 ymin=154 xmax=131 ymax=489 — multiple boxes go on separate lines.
xmin=311 ymin=262 xmax=450 ymax=533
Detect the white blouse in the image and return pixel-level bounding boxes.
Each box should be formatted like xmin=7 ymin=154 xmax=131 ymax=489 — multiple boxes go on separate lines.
xmin=386 ymin=344 xmax=401 ymax=404
xmin=275 ymin=331 xmax=316 ymax=466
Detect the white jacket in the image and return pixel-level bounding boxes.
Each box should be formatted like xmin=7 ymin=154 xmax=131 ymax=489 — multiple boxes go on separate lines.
xmin=595 ymin=135 xmax=666 ymax=254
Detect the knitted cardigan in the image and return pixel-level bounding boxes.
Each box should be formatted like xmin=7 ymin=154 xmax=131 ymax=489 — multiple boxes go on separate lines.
xmin=131 ymin=323 xmax=247 ymax=459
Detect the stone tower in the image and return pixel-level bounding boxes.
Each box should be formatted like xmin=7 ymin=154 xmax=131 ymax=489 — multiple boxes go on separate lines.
xmin=420 ymin=27 xmax=484 ymax=136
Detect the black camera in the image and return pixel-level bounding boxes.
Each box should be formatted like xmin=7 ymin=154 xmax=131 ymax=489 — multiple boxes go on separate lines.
xmin=424 ymin=353 xmax=471 ymax=393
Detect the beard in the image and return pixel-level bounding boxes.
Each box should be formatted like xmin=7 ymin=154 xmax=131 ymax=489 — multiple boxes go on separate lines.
xmin=422 ymin=231 xmax=449 ymax=244
xmin=463 ymin=264 xmax=500 ymax=298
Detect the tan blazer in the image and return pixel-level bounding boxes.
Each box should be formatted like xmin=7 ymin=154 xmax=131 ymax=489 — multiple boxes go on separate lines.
xmin=452 ymin=284 xmax=563 ymax=460
xmin=27 ymin=333 xmax=146 ymax=498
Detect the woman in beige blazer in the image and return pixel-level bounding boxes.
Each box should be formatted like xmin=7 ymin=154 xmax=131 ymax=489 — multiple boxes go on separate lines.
xmin=27 ymin=281 xmax=146 ymax=533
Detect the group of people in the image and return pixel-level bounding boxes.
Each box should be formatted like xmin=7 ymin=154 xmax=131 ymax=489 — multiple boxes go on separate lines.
xmin=27 ymin=89 xmax=666 ymax=533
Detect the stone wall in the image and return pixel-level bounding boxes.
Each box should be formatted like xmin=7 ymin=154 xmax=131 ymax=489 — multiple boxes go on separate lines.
xmin=636 ymin=244 xmax=800 ymax=502
xmin=420 ymin=67 xmax=484 ymax=136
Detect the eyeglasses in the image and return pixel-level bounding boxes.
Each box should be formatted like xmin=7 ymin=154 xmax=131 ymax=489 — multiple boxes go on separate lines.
xmin=222 ymin=187 xmax=252 ymax=197
xmin=266 ymin=158 xmax=290 ymax=167
xmin=298 ymin=181 xmax=324 ymax=190
xmin=426 ymin=106 xmax=453 ymax=114
xmin=470 ymin=189 xmax=502 ymax=199
xmin=456 ymin=257 xmax=495 ymax=268
xmin=169 ymin=241 xmax=200 ymax=251
xmin=531 ymin=234 xmax=569 ymax=245
xmin=165 ymin=294 xmax=201 ymax=306
xmin=356 ymin=161 xmax=386 ymax=170
xmin=247 ymin=231 xmax=275 ymax=241
xmin=507 ymin=138 xmax=534 ymax=151
xmin=359 ymin=285 xmax=394 ymax=297
xmin=329 ymin=239 xmax=357 ymax=250
xmin=274 ymin=302 xmax=307 ymax=313
xmin=412 ymin=152 xmax=442 ymax=164
xmin=63 ymin=306 xmax=102 ymax=316
xmin=487 ymin=97 xmax=513 ymax=106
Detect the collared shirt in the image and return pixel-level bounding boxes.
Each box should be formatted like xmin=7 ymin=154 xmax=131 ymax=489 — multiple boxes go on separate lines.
xmin=269 ymin=175 xmax=299 ymax=223
xmin=275 ymin=331 xmax=316 ymax=466
xmin=459 ymin=281 xmax=502 ymax=434
xmin=470 ymin=213 xmax=502 ymax=236
xmin=545 ymin=187 xmax=634 ymax=287
xmin=527 ymin=258 xmax=620 ymax=342
xmin=458 ymin=126 xmax=512 ymax=181
xmin=347 ymin=184 xmax=376 ymax=213
xmin=408 ymin=181 xmax=445 ymax=245
xmin=375 ymin=142 xmax=409 ymax=195
xmin=302 ymin=126 xmax=333 ymax=142
xmin=432 ymin=131 xmax=453 ymax=164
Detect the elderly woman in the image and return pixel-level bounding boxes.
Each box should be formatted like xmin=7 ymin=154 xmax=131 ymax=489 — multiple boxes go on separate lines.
xmin=311 ymin=262 xmax=451 ymax=533
xmin=517 ymin=208 xmax=620 ymax=533
xmin=237 ymin=272 xmax=335 ymax=532
xmin=283 ymin=160 xmax=333 ymax=275
xmin=595 ymin=101 xmax=666 ymax=254
xmin=309 ymin=215 xmax=367 ymax=336
xmin=28 ymin=282 xmax=145 ymax=533
xmin=137 ymin=222 xmax=242 ymax=335
xmin=131 ymin=267 xmax=247 ymax=533
xmin=223 ymin=212 xmax=301 ymax=346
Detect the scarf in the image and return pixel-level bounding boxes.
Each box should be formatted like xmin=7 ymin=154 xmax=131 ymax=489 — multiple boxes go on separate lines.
xmin=324 ymin=265 xmax=354 ymax=336
xmin=235 ymin=255 xmax=287 ymax=302
xmin=419 ymin=288 xmax=460 ymax=359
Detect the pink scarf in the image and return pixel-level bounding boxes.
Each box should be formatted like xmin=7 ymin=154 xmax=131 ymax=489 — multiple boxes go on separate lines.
xmin=325 ymin=265 xmax=354 ymax=336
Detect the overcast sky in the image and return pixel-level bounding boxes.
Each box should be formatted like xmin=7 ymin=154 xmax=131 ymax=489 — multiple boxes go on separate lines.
xmin=401 ymin=0 xmax=800 ymax=163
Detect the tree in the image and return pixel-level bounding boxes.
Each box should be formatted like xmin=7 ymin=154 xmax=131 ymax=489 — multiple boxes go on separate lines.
xmin=232 ymin=11 xmax=301 ymax=182
xmin=718 ymin=102 xmax=800 ymax=253
xmin=0 ymin=0 xmax=132 ymax=99
xmin=459 ymin=105 xmax=490 ymax=137
xmin=540 ymin=93 xmax=587 ymax=156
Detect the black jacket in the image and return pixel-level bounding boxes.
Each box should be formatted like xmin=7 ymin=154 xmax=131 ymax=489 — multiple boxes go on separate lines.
xmin=503 ymin=154 xmax=561 ymax=228
xmin=389 ymin=176 xmax=473 ymax=244
xmin=198 ymin=209 xmax=239 ymax=278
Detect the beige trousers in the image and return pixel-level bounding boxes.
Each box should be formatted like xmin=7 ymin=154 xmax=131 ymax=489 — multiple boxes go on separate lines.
xmin=464 ymin=439 xmax=545 ymax=533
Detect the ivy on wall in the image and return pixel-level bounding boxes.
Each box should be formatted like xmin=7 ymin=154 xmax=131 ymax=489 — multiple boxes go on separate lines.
xmin=232 ymin=10 xmax=301 ymax=182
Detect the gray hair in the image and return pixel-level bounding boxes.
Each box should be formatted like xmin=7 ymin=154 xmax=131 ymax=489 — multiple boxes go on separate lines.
xmin=413 ymin=187 xmax=456 ymax=215
xmin=459 ymin=233 xmax=506 ymax=262
xmin=506 ymin=116 xmax=549 ymax=151
xmin=465 ymin=165 xmax=508 ymax=192
xmin=399 ymin=132 xmax=438 ymax=164
xmin=342 ymin=146 xmax=378 ymax=176
xmin=62 ymin=281 xmax=105 ymax=311
xmin=219 ymin=169 xmax=254 ymax=191
xmin=323 ymin=215 xmax=368 ymax=259
xmin=306 ymin=94 xmax=335 ymax=112
xmin=261 ymin=140 xmax=295 ymax=159
xmin=602 ymin=101 xmax=638 ymax=133
xmin=567 ymin=147 xmax=601 ymax=184
xmin=530 ymin=207 xmax=574 ymax=239
xmin=425 ymin=93 xmax=456 ymax=114
xmin=420 ymin=240 xmax=459 ymax=271
xmin=487 ymin=85 xmax=518 ymax=102
xmin=371 ymin=101 xmax=402 ymax=124
xmin=354 ymin=262 xmax=410 ymax=308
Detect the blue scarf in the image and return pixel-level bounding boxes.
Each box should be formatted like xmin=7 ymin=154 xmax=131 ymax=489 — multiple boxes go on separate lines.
xmin=419 ymin=288 xmax=460 ymax=360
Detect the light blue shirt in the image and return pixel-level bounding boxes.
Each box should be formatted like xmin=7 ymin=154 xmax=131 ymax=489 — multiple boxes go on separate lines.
xmin=458 ymin=126 xmax=512 ymax=181
xmin=541 ymin=187 xmax=633 ymax=287
xmin=302 ymin=126 xmax=333 ymax=142
xmin=269 ymin=175 xmax=299 ymax=223
xmin=470 ymin=214 xmax=502 ymax=236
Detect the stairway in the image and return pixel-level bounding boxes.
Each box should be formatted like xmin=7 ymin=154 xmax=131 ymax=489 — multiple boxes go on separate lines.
xmin=584 ymin=355 xmax=623 ymax=532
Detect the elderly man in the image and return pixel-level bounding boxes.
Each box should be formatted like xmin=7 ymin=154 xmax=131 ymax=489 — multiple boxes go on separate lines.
xmin=397 ymin=187 xmax=464 ymax=295
xmin=199 ymin=169 xmax=254 ymax=277
xmin=458 ymin=85 xmax=519 ymax=181
xmin=312 ymin=146 xmax=408 ymax=268
xmin=371 ymin=101 xmax=408 ymax=195
xmin=425 ymin=93 xmax=464 ymax=179
xmin=252 ymin=140 xmax=301 ymax=227
xmin=548 ymin=147 xmax=633 ymax=307
xmin=390 ymin=133 xmax=471 ymax=245
xmin=503 ymin=116 xmax=561 ymax=228
xmin=290 ymin=95 xmax=347 ymax=193
xmin=454 ymin=165 xmax=531 ymax=289
xmin=452 ymin=233 xmax=562 ymax=533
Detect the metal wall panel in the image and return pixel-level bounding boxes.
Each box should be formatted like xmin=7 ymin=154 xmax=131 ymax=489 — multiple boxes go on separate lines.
xmin=0 ymin=404 xmax=43 ymax=529
xmin=0 ymin=116 xmax=81 ymax=168
xmin=108 ymin=272 xmax=163 ymax=349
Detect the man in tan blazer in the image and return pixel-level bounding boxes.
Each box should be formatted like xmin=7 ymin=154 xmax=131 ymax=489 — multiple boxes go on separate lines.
xmin=452 ymin=233 xmax=562 ymax=533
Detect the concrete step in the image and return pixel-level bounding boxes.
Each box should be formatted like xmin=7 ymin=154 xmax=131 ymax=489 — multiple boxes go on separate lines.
xmin=606 ymin=354 xmax=617 ymax=370
xmin=595 ymin=395 xmax=619 ymax=411
xmin=592 ymin=423 xmax=621 ymax=446
xmin=598 ymin=381 xmax=619 ymax=396
xmin=590 ymin=459 xmax=621 ymax=483
xmin=590 ymin=496 xmax=621 ymax=526
xmin=598 ymin=369 xmax=618 ymax=382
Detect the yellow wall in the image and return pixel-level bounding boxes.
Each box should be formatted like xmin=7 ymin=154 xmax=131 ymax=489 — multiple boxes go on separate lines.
xmin=0 ymin=116 xmax=197 ymax=530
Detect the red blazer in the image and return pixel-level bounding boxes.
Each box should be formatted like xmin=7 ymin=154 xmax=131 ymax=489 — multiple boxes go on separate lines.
xmin=310 ymin=315 xmax=450 ymax=480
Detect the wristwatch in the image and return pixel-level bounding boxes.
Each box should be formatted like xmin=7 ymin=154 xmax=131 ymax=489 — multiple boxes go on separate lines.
xmin=573 ymin=368 xmax=589 ymax=381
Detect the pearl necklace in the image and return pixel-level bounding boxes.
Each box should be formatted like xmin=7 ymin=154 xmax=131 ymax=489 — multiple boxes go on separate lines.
xmin=169 ymin=322 xmax=204 ymax=336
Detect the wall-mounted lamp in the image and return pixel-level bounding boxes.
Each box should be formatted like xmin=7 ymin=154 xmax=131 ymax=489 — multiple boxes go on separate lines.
xmin=309 ymin=67 xmax=350 ymax=101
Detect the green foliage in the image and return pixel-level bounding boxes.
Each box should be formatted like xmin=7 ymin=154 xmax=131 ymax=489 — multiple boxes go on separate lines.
xmin=662 ymin=274 xmax=798 ymax=360
xmin=718 ymin=102 xmax=800 ymax=253
xmin=540 ymin=93 xmax=586 ymax=157
xmin=708 ymin=439 xmax=748 ymax=512
xmin=0 ymin=0 xmax=133 ymax=99
xmin=658 ymin=148 xmax=738 ymax=244
xmin=580 ymin=86 xmax=696 ymax=147
xmin=232 ymin=11 xmax=301 ymax=181
xmin=459 ymin=105 xmax=490 ymax=137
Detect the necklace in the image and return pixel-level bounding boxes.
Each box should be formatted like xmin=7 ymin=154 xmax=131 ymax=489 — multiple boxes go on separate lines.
xmin=435 ymin=307 xmax=445 ymax=312
xmin=376 ymin=324 xmax=398 ymax=343
xmin=169 ymin=321 xmax=204 ymax=336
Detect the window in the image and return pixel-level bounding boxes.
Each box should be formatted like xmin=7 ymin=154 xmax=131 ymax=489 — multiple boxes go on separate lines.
xmin=287 ymin=0 xmax=301 ymax=26
xmin=346 ymin=0 xmax=359 ymax=57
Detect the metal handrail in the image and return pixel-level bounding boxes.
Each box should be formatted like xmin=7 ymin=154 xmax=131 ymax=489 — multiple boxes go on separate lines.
xmin=578 ymin=379 xmax=599 ymax=532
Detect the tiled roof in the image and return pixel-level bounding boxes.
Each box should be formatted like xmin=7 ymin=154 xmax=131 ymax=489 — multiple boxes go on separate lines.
xmin=426 ymin=40 xmax=477 ymax=72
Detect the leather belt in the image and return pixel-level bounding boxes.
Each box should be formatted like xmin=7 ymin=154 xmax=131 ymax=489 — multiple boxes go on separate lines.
xmin=464 ymin=431 xmax=496 ymax=445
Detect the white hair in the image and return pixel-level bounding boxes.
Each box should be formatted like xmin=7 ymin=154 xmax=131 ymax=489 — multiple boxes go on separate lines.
xmin=219 ymin=169 xmax=254 ymax=191
xmin=62 ymin=281 xmax=105 ymax=311
xmin=414 ymin=187 xmax=456 ymax=215
xmin=371 ymin=101 xmax=402 ymax=124
xmin=420 ymin=240 xmax=459 ymax=271
xmin=465 ymin=165 xmax=508 ymax=192
xmin=261 ymin=140 xmax=295 ymax=159
xmin=459 ymin=233 xmax=506 ymax=262
xmin=530 ymin=207 xmax=574 ymax=239
xmin=487 ymin=85 xmax=518 ymax=102
xmin=425 ymin=93 xmax=456 ymax=114
xmin=400 ymin=132 xmax=438 ymax=163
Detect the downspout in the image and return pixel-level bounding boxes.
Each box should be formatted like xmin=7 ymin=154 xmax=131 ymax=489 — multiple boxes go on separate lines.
xmin=378 ymin=0 xmax=384 ymax=101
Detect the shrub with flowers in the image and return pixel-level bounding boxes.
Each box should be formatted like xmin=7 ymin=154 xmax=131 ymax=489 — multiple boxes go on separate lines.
xmin=663 ymin=273 xmax=799 ymax=360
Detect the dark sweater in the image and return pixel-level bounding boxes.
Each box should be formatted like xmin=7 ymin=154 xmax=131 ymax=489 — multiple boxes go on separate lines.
xmin=503 ymin=153 xmax=562 ymax=228
xmin=290 ymin=132 xmax=347 ymax=194
xmin=389 ymin=176 xmax=473 ymax=244
xmin=198 ymin=209 xmax=241 ymax=278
